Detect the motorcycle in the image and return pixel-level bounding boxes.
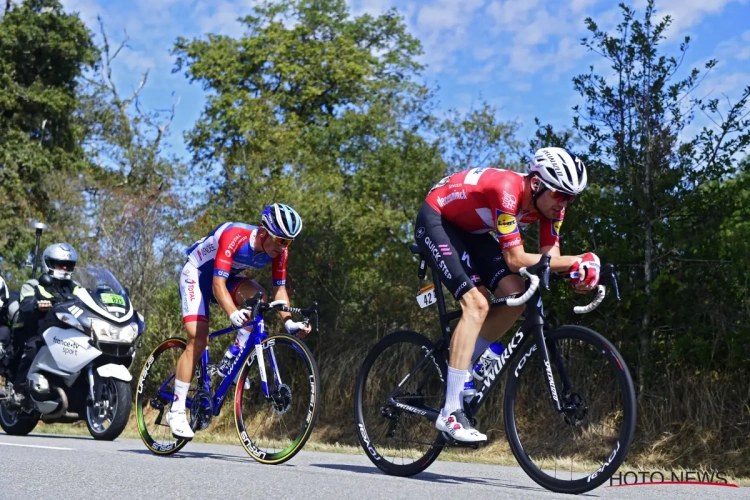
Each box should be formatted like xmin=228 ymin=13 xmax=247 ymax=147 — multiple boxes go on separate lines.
xmin=0 ymin=266 xmax=145 ymax=440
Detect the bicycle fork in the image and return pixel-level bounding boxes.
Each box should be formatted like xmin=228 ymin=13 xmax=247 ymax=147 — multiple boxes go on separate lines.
xmin=531 ymin=325 xmax=575 ymax=414
xmin=249 ymin=334 xmax=283 ymax=399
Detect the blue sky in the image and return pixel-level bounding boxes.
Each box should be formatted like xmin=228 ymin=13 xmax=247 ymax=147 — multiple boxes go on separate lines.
xmin=59 ymin=0 xmax=750 ymax=162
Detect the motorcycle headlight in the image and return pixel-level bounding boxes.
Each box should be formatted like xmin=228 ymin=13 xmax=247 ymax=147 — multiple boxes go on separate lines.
xmin=90 ymin=319 xmax=139 ymax=343
xmin=119 ymin=322 xmax=139 ymax=342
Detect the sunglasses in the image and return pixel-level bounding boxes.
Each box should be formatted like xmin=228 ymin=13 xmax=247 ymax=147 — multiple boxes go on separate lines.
xmin=549 ymin=190 xmax=576 ymax=203
xmin=270 ymin=235 xmax=293 ymax=247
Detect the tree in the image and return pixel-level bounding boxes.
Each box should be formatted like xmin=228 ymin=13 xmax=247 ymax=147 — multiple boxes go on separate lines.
xmin=75 ymin=18 xmax=189 ymax=317
xmin=0 ymin=0 xmax=96 ymax=282
xmin=535 ymin=0 xmax=750 ymax=393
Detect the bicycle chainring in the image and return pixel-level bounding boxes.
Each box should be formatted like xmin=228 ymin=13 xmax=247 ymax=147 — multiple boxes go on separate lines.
xmin=189 ymin=390 xmax=213 ymax=431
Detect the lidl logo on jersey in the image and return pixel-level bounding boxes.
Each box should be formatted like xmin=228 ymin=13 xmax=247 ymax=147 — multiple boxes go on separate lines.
xmin=495 ymin=209 xmax=519 ymax=235
xmin=551 ymin=219 xmax=563 ymax=237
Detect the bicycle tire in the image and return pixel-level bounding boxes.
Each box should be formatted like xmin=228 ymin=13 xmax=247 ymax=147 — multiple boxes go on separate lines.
xmin=135 ymin=337 xmax=192 ymax=456
xmin=234 ymin=334 xmax=321 ymax=465
xmin=504 ymin=325 xmax=636 ymax=494
xmin=354 ymin=330 xmax=446 ymax=477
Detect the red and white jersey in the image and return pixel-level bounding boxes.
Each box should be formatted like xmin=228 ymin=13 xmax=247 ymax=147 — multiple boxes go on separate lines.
xmin=425 ymin=167 xmax=564 ymax=250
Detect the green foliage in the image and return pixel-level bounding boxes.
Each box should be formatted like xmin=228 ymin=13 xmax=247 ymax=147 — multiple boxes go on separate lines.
xmin=0 ymin=0 xmax=96 ymax=281
xmin=2 ymin=0 xmax=749 ymax=473
xmin=534 ymin=0 xmax=750 ymax=383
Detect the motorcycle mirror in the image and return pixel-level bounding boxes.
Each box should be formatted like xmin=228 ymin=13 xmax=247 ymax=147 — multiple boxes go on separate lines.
xmin=123 ymin=287 xmax=131 ymax=296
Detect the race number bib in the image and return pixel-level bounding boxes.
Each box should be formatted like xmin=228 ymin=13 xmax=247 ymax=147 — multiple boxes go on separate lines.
xmin=416 ymin=284 xmax=437 ymax=309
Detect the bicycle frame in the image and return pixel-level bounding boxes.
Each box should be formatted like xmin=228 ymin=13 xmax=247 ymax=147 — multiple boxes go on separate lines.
xmin=157 ymin=311 xmax=281 ymax=417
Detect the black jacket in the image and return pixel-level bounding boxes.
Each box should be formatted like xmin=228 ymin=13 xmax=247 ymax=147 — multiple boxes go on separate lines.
xmin=19 ymin=277 xmax=78 ymax=339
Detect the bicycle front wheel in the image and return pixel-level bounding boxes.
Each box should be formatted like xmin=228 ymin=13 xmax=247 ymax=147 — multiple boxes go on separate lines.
xmin=504 ymin=325 xmax=637 ymax=494
xmin=234 ymin=334 xmax=320 ymax=465
xmin=354 ymin=330 xmax=447 ymax=477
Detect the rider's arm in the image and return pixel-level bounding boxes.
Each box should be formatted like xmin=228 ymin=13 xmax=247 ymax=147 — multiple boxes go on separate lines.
xmin=270 ymin=247 xmax=289 ymax=321
xmin=212 ymin=276 xmax=239 ymax=317
xmin=271 ymin=285 xmax=292 ymax=323
xmin=213 ymin=225 xmax=252 ymax=316
xmin=502 ymin=245 xmax=580 ymax=274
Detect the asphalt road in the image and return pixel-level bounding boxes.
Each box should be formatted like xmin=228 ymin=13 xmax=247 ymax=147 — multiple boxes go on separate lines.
xmin=1 ymin=432 xmax=746 ymax=499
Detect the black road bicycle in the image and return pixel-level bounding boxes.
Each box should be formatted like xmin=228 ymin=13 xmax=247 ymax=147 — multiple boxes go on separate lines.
xmin=354 ymin=244 xmax=636 ymax=494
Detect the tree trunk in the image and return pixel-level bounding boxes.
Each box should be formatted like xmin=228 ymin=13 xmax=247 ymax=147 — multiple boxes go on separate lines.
xmin=639 ymin=218 xmax=653 ymax=398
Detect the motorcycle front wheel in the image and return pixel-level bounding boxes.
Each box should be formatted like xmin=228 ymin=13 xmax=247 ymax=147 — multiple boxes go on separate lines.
xmin=86 ymin=376 xmax=132 ymax=441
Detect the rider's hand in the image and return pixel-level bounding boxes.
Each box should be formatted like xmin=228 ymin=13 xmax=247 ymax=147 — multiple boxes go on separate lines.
xmin=285 ymin=319 xmax=311 ymax=338
xmin=37 ymin=300 xmax=53 ymax=312
xmin=230 ymin=309 xmax=252 ymax=328
xmin=567 ymin=252 xmax=601 ymax=294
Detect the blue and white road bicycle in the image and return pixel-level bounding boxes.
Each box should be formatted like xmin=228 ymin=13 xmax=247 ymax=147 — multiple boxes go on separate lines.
xmin=136 ymin=293 xmax=320 ymax=464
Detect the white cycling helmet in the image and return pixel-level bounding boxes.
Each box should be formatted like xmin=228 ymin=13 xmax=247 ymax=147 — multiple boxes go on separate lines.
xmin=529 ymin=147 xmax=587 ymax=195
xmin=261 ymin=203 xmax=303 ymax=240
xmin=41 ymin=243 xmax=78 ymax=281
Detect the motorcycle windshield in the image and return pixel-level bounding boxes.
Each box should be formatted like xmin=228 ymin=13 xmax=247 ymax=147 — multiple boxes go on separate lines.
xmin=75 ymin=267 xmax=129 ymax=299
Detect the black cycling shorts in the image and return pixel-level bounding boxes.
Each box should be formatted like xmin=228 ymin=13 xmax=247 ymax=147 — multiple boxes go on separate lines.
xmin=414 ymin=201 xmax=514 ymax=300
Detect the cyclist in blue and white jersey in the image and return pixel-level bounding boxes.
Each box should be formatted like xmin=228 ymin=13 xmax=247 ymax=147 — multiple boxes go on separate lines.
xmin=166 ymin=203 xmax=311 ymax=439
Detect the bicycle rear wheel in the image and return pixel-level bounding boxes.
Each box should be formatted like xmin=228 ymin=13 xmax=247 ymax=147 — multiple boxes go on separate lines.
xmin=504 ymin=325 xmax=636 ymax=494
xmin=234 ymin=334 xmax=320 ymax=464
xmin=354 ymin=330 xmax=447 ymax=477
xmin=135 ymin=338 xmax=197 ymax=456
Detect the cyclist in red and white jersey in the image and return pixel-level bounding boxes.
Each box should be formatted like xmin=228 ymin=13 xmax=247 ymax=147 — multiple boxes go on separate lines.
xmin=166 ymin=203 xmax=311 ymax=439
xmin=414 ymin=147 xmax=601 ymax=442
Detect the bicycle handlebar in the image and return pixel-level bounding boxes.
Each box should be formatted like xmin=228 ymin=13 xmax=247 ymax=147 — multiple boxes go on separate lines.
xmin=243 ymin=292 xmax=320 ymax=332
xmin=506 ymin=256 xmax=621 ymax=314
xmin=506 ymin=270 xmax=540 ymax=306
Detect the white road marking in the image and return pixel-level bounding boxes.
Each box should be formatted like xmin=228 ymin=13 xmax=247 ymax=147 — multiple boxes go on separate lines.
xmin=0 ymin=442 xmax=73 ymax=451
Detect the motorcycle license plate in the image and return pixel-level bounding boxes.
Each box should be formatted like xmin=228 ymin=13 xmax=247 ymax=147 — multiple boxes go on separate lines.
xmin=416 ymin=284 xmax=437 ymax=309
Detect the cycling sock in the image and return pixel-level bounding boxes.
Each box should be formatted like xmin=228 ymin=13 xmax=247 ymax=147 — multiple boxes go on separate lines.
xmin=444 ymin=366 xmax=467 ymax=415
xmin=171 ymin=379 xmax=190 ymax=412
xmin=471 ymin=336 xmax=493 ymax=364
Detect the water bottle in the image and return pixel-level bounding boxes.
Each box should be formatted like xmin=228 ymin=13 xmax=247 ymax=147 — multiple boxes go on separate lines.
xmin=471 ymin=342 xmax=505 ymax=381
xmin=462 ymin=373 xmax=477 ymax=402
xmin=217 ymin=343 xmax=241 ymax=377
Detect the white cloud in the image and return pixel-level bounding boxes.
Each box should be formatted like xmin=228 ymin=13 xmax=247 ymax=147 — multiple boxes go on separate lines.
xmin=60 ymin=0 xmax=100 ymax=25
xmin=458 ymin=62 xmax=495 ymax=84
xmin=347 ymin=0 xmax=393 ymax=17
xmin=570 ymin=0 xmax=600 ymax=13
xmin=716 ymin=30 xmax=750 ymax=61
xmin=632 ymin=0 xmax=748 ymax=35
xmin=410 ymin=0 xmax=485 ymax=72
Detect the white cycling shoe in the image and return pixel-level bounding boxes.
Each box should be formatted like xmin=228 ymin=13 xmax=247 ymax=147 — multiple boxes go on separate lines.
xmin=166 ymin=409 xmax=195 ymax=440
xmin=436 ymin=409 xmax=487 ymax=443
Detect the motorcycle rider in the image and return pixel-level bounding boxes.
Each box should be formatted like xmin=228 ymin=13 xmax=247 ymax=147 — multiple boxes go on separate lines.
xmin=14 ymin=243 xmax=80 ymax=397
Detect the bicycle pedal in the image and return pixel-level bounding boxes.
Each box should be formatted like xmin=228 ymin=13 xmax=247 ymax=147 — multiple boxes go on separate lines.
xmin=441 ymin=432 xmax=483 ymax=449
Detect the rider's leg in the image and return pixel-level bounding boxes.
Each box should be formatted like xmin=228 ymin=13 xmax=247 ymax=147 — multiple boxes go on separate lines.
xmin=414 ymin=202 xmax=489 ymax=442
xmin=472 ymin=275 xmax=525 ymax=360
xmin=167 ymin=263 xmax=209 ymax=439
xmin=167 ymin=320 xmax=209 ymax=439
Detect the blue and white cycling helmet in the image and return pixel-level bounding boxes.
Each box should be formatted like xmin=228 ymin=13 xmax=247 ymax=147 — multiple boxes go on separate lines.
xmin=261 ymin=203 xmax=303 ymax=240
